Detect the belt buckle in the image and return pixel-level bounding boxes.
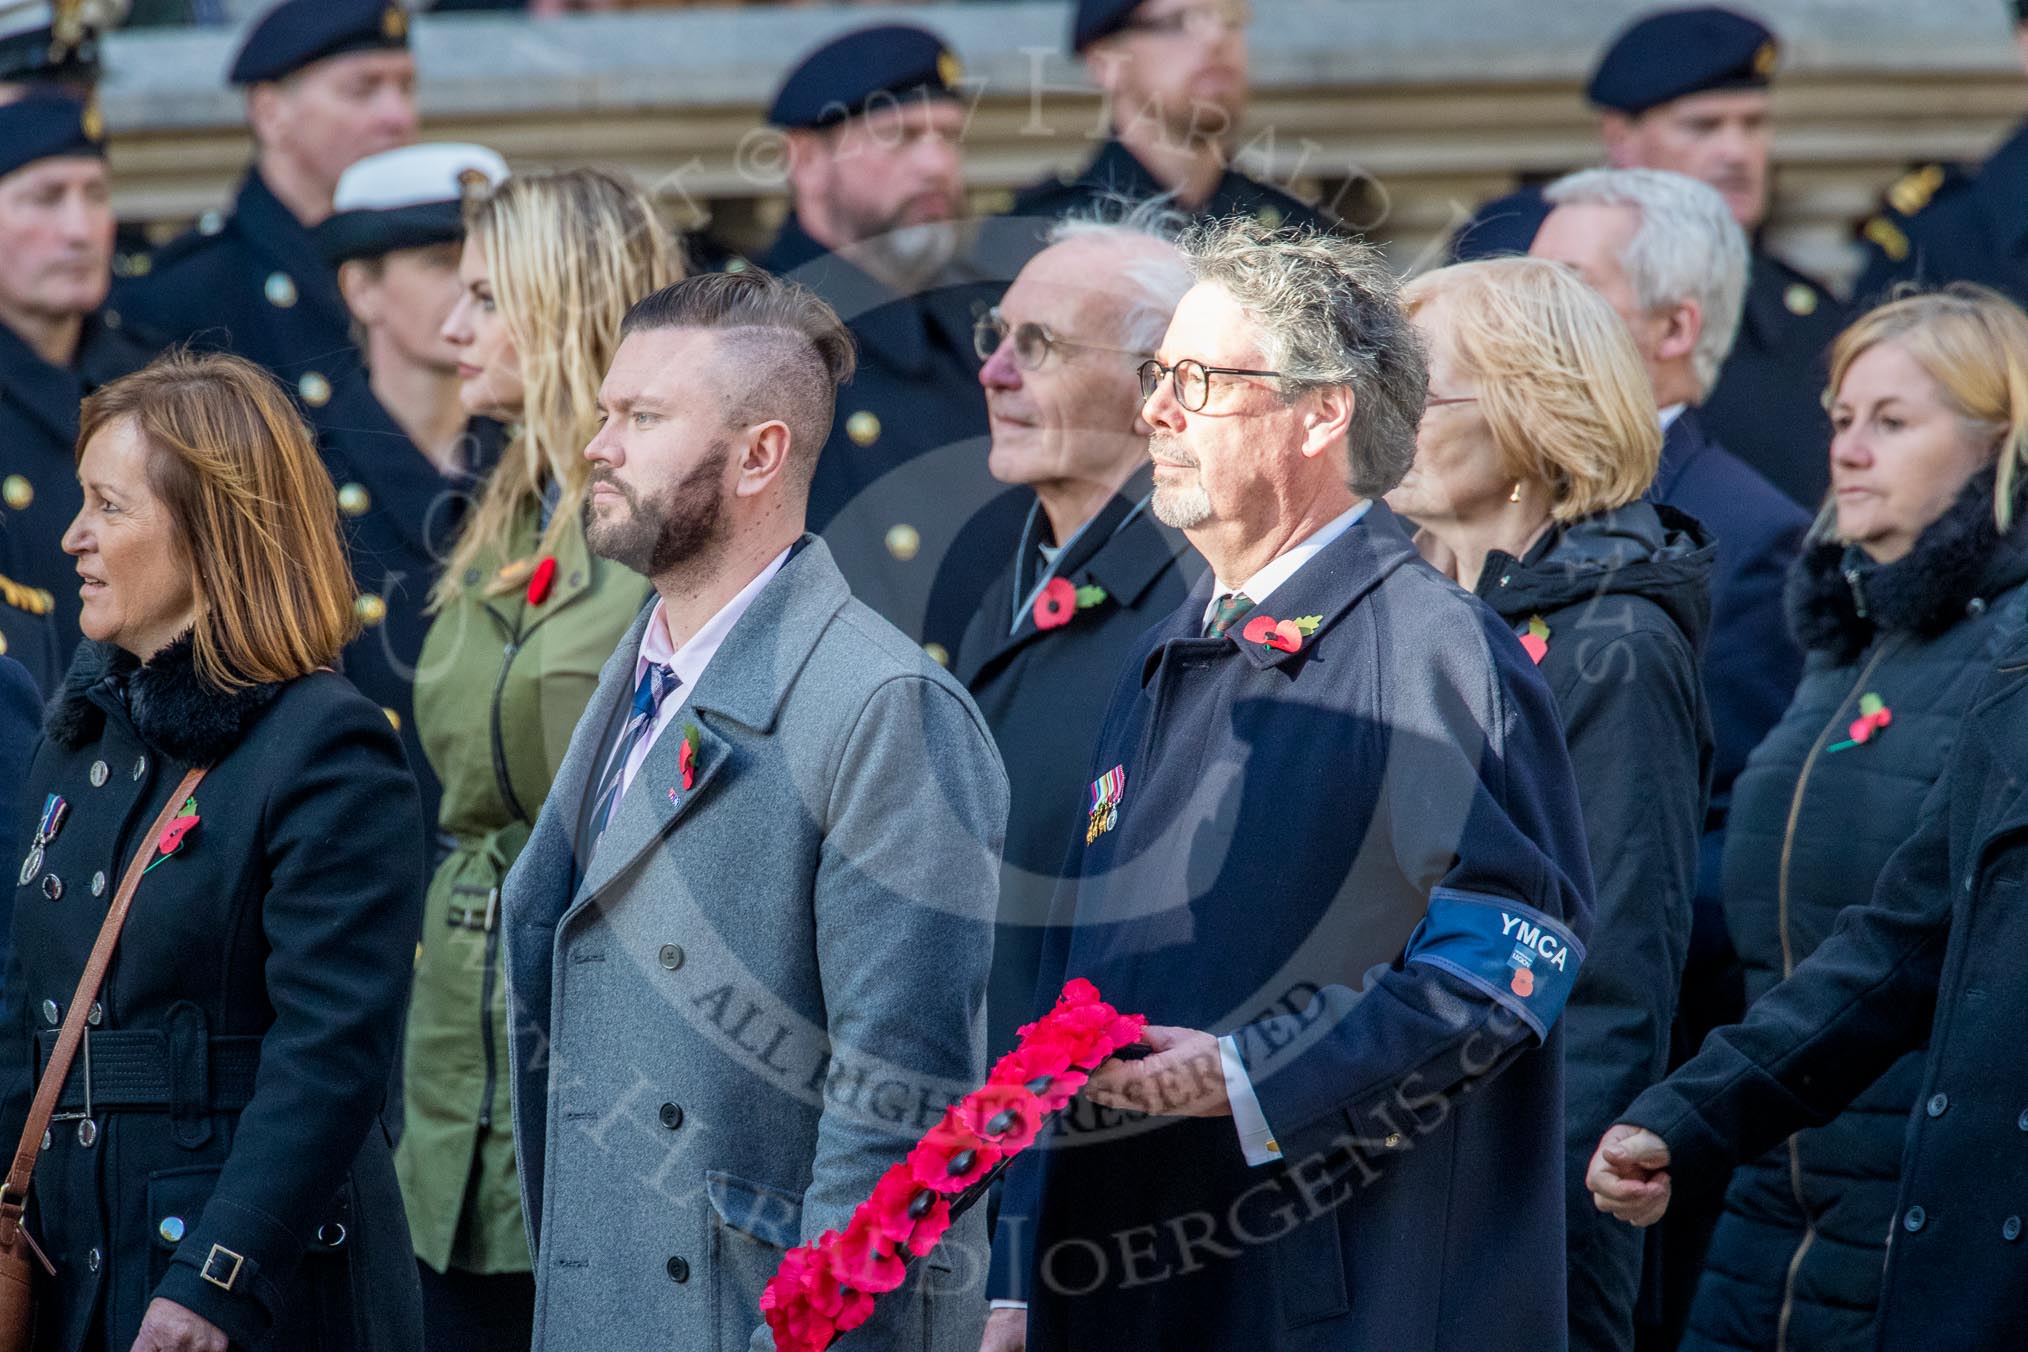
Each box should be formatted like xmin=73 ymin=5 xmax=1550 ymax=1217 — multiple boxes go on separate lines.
xmin=200 ymin=1243 xmax=243 ymax=1291
xmin=48 ymin=1028 xmax=91 ymax=1125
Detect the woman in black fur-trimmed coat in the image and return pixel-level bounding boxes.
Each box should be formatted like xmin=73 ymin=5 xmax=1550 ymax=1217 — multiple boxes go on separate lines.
xmin=0 ymin=353 xmax=424 ymax=1352
xmin=1681 ymin=287 xmax=2028 ymax=1352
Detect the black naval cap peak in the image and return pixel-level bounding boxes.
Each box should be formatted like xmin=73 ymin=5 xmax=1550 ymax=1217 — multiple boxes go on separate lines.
xmin=229 ymin=0 xmax=410 ymax=87
xmin=0 ymin=88 xmax=105 ymax=180
xmin=1586 ymin=6 xmax=1778 ymax=117
xmin=767 ymin=24 xmax=963 ymax=131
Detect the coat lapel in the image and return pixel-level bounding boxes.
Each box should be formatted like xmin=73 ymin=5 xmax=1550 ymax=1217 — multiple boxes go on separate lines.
xmin=565 ymin=537 xmax=852 ymax=910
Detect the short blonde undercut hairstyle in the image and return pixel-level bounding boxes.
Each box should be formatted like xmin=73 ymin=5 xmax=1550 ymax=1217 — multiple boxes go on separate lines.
xmin=1403 ymin=257 xmax=1662 ymax=523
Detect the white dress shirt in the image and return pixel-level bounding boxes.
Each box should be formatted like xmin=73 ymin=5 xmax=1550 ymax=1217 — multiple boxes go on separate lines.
xmin=611 ymin=546 xmax=790 ymax=807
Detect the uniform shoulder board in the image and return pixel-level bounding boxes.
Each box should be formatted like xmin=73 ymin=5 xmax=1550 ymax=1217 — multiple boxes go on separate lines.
xmin=1861 ymin=213 xmax=1911 ymax=263
xmin=1885 ymin=163 xmax=1949 ymax=218
xmin=0 ymin=573 xmax=55 ymax=617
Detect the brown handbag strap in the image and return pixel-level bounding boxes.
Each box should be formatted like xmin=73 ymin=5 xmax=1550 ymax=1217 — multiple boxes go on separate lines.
xmin=0 ymin=766 xmax=206 ymax=1247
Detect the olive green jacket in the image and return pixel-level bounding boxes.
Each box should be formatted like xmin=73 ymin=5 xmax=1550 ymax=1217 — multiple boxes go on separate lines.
xmin=398 ymin=499 xmax=651 ymax=1273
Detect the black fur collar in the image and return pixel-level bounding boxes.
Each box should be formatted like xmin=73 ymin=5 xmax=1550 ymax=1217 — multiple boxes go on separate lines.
xmin=46 ymin=633 xmax=286 ymax=767
xmin=1787 ymin=465 xmax=2028 ymax=661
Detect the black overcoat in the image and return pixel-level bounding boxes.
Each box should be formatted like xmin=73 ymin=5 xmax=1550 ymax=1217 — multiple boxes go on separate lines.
xmin=0 ymin=636 xmax=424 ymax=1352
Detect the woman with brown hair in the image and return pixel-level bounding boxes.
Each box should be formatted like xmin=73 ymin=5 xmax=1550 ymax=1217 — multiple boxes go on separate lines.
xmin=1 ymin=350 xmax=426 ymax=1352
xmin=398 ymin=166 xmax=679 ymax=1349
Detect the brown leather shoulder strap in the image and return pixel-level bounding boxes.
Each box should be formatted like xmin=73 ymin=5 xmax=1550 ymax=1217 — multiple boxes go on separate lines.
xmin=0 ymin=766 xmax=206 ymax=1244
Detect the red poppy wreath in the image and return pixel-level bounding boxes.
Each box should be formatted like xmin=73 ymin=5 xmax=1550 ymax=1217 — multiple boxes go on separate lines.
xmin=759 ymin=979 xmax=1146 ymax=1350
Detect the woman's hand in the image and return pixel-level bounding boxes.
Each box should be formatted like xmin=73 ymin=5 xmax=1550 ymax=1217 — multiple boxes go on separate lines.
xmin=129 ymin=1298 xmax=227 ymax=1352
xmin=1586 ymin=1123 xmax=1674 ymax=1227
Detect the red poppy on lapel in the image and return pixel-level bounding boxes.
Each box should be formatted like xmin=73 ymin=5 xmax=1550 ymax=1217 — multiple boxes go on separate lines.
xmin=144 ymin=795 xmax=201 ymax=875
xmin=1032 ymin=577 xmax=1110 ymax=631
xmin=526 ymin=555 xmax=558 ymax=606
xmin=678 ymin=723 xmax=699 ymax=790
xmin=1239 ymin=613 xmax=1321 ymax=653
xmin=1519 ymin=614 xmax=1550 ymax=664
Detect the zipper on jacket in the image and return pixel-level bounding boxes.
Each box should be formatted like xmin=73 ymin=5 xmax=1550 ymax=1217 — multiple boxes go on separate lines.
xmin=1771 ymin=639 xmax=1896 ymax=1351
xmin=1844 ymin=566 xmax=1870 ymax=619
xmin=490 ymin=638 xmax=530 ymax=825
xmin=478 ymin=887 xmax=502 ymax=1130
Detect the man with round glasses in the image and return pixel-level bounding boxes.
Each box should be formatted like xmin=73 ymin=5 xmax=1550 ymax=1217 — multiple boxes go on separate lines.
xmin=1007 ymin=0 xmax=1333 ymax=233
xmin=987 ymin=217 xmax=1592 ymax=1350
xmin=955 ymin=206 xmax=1200 ymax=1093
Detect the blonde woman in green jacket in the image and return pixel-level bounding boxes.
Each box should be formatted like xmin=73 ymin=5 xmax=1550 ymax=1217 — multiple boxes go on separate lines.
xmin=401 ymin=167 xmax=679 ymax=1348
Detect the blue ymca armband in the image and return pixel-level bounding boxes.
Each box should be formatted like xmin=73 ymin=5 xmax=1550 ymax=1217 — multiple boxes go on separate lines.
xmin=1403 ymin=888 xmax=1586 ymax=1041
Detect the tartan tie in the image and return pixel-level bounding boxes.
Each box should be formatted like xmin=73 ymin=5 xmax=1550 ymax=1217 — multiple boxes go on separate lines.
xmin=588 ymin=661 xmax=680 ymax=846
xmin=1204 ymin=591 xmax=1255 ymax=639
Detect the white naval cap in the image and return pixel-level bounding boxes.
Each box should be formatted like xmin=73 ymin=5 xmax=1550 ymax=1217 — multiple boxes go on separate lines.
xmin=317 ymin=142 xmax=509 ymax=265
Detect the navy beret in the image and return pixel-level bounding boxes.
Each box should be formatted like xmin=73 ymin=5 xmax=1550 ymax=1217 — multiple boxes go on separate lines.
xmin=0 ymin=90 xmax=105 ymax=181
xmin=0 ymin=0 xmax=126 ymax=86
xmin=229 ymin=0 xmax=409 ymax=87
xmin=1586 ymin=6 xmax=1778 ymax=116
xmin=767 ymin=24 xmax=962 ymax=131
xmin=1072 ymin=0 xmax=1142 ymax=52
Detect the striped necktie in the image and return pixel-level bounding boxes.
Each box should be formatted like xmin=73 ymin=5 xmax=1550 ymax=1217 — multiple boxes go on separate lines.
xmin=1204 ymin=591 xmax=1255 ymax=639
xmin=588 ymin=662 xmax=680 ymax=847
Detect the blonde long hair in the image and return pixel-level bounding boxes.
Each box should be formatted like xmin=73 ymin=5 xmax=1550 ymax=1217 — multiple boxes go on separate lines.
xmin=1826 ymin=283 xmax=2028 ymax=532
xmin=435 ymin=167 xmax=682 ymax=605
xmin=1404 ymin=257 xmax=1661 ymax=523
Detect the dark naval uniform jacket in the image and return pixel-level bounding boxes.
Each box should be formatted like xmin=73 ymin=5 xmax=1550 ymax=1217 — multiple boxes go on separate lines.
xmin=1453 ymin=185 xmax=1847 ymax=509
xmin=954 ymin=475 xmax=1204 ymax=1057
xmin=1622 ymin=617 xmax=2028 ymax=1351
xmin=0 ymin=636 xmax=424 ymax=1352
xmin=112 ymin=169 xmax=355 ymax=396
xmin=309 ymin=371 xmax=502 ymax=852
xmin=0 ymin=513 xmax=60 ymax=697
xmin=1854 ymin=117 xmax=2028 ymax=312
xmin=0 ymin=308 xmax=156 ymax=649
xmin=1008 ymin=137 xmax=1333 ymax=234
xmin=759 ymin=214 xmax=1013 ymax=661
xmin=1000 ymin=502 xmax=1595 ymax=1351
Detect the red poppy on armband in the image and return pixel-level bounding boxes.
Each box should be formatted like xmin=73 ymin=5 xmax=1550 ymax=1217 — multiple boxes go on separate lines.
xmin=1401 ymin=888 xmax=1586 ymax=1040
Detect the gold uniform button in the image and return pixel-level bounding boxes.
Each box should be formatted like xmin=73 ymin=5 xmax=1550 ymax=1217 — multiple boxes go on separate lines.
xmin=337 ymin=482 xmax=371 ymax=517
xmin=885 ymin=523 xmax=920 ymax=561
xmin=1783 ymin=283 xmax=1819 ymax=317
xmin=298 ymin=371 xmax=331 ymax=407
xmin=2 ymin=475 xmax=31 ymax=510
xmin=354 ymin=593 xmax=388 ymax=627
xmin=265 ymin=272 xmax=297 ymax=308
xmin=381 ymin=3 xmax=407 ymax=39
xmin=923 ymin=642 xmax=950 ymax=668
xmin=159 ymin=1216 xmax=186 ymax=1244
xmin=1384 ymin=1132 xmax=1403 ymax=1149
xmin=0 ymin=632 xmax=7 ymax=656
xmin=382 ymin=706 xmax=401 ymax=731
xmin=1256 ymin=204 xmax=1285 ymax=229
xmin=845 ymin=410 xmax=880 ymax=447
xmin=197 ymin=210 xmax=224 ymax=237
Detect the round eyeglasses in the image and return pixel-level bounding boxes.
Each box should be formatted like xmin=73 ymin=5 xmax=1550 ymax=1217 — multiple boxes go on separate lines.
xmin=973 ymin=308 xmax=1147 ymax=371
xmin=1137 ymin=357 xmax=1285 ymax=412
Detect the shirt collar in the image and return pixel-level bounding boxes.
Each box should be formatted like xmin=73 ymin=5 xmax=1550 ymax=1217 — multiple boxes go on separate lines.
xmin=1208 ymin=499 xmax=1372 ymax=622
xmin=1658 ymin=402 xmax=1687 ymax=431
xmin=637 ymin=546 xmax=792 ymax=692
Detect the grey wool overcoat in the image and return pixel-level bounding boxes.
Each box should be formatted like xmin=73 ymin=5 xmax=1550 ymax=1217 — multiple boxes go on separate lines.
xmin=502 ymin=537 xmax=1006 ymax=1352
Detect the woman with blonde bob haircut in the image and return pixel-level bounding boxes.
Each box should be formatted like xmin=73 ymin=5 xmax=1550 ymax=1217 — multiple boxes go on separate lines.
xmin=2 ymin=351 xmax=427 ymax=1352
xmin=1390 ymin=255 xmax=1716 ymax=1352
xmin=401 ymin=166 xmax=681 ymax=1350
xmin=1671 ymin=282 xmax=2028 ymax=1352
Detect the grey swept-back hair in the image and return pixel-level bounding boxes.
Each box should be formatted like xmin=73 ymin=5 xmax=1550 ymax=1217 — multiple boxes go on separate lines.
xmin=1543 ymin=167 xmax=1749 ymax=399
xmin=1176 ymin=215 xmax=1428 ymax=497
xmin=1045 ymin=196 xmax=1194 ymax=354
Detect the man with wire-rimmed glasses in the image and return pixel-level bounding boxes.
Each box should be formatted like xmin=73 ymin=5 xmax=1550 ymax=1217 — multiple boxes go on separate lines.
xmin=985 ymin=216 xmax=1593 ymax=1352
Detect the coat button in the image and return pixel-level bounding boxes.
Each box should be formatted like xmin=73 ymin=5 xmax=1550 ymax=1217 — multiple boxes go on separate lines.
xmin=659 ymin=1102 xmax=683 ymax=1130
xmin=337 ymin=483 xmax=371 ymax=517
xmin=658 ymin=944 xmax=684 ymax=970
xmin=885 ymin=524 xmax=920 ymax=562
xmin=923 ymin=642 xmax=949 ymax=668
xmin=1 ymin=475 xmax=30 ymax=510
xmin=39 ymin=999 xmax=57 ymax=1025
xmin=1783 ymin=282 xmax=1819 ymax=316
xmin=298 ymin=372 xmax=332 ymax=408
xmin=666 ymin=1256 xmax=689 ymax=1283
xmin=91 ymin=872 xmax=106 ymax=897
xmin=86 ymin=1002 xmax=102 ymax=1027
xmin=317 ymin=1221 xmax=348 ymax=1247
xmin=2006 ymin=1216 xmax=2023 ymax=1243
xmin=159 ymin=1216 xmax=185 ymax=1244
xmin=38 ymin=1131 xmax=49 ymax=1152
xmin=845 ymin=411 xmax=880 ymax=447
xmin=1927 ymin=1093 xmax=1949 ymax=1117
xmin=1384 ymin=1132 xmax=1403 ymax=1149
xmin=264 ymin=271 xmax=297 ymax=307
xmin=131 ymin=755 xmax=147 ymax=780
xmin=2018 ymin=1108 xmax=2028 ymax=1132
xmin=89 ymin=760 xmax=108 ymax=787
xmin=85 ymin=1247 xmax=100 ymax=1273
xmin=355 ymin=593 xmax=388 ymax=626
xmin=197 ymin=209 xmax=223 ymax=236
xmin=41 ymin=875 xmax=61 ymax=901
xmin=1903 ymin=1205 xmax=1927 ymax=1233
xmin=77 ymin=1119 xmax=97 ymax=1148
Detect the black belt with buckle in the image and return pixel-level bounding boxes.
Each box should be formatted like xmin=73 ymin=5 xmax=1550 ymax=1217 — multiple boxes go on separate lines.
xmin=35 ymin=1029 xmax=262 ymax=1114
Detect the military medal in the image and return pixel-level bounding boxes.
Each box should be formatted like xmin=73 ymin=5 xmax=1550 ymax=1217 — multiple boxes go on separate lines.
xmin=18 ymin=794 xmax=67 ymax=886
xmin=1086 ymin=766 xmax=1126 ymax=845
